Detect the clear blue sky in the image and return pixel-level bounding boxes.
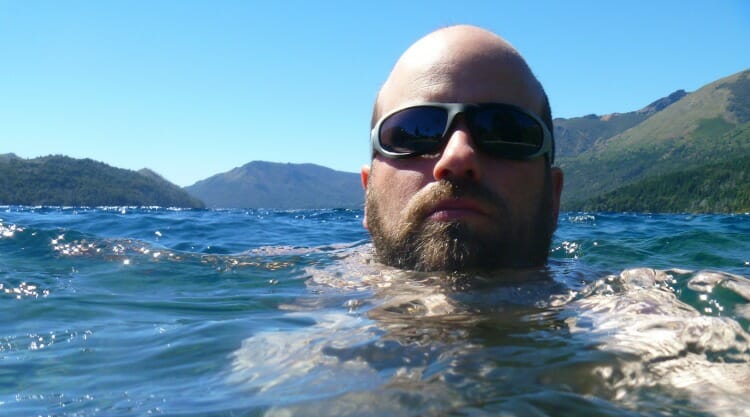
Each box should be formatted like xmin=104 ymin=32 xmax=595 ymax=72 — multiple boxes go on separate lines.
xmin=1 ymin=1 xmax=748 ymax=186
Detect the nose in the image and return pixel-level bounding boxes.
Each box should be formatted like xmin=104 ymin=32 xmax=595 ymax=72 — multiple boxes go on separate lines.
xmin=432 ymin=117 xmax=482 ymax=182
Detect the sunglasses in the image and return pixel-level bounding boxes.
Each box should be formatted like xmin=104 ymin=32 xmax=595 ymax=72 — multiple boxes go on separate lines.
xmin=371 ymin=102 xmax=554 ymax=163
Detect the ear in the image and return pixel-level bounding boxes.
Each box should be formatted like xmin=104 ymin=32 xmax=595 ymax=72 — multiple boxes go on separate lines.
xmin=361 ymin=164 xmax=370 ymax=190
xmin=360 ymin=164 xmax=371 ymax=229
xmin=550 ymin=167 xmax=564 ymax=230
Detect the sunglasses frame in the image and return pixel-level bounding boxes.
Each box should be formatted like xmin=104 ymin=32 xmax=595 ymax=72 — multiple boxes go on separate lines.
xmin=371 ymin=102 xmax=554 ymax=163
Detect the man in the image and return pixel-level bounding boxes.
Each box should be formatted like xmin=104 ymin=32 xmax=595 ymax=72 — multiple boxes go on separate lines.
xmin=361 ymin=25 xmax=564 ymax=272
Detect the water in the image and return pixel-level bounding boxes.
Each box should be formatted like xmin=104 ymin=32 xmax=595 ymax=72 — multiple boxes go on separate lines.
xmin=1 ymin=207 xmax=749 ymax=417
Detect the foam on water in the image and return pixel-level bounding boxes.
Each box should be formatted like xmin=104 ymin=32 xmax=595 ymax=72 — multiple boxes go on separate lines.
xmin=229 ymin=249 xmax=750 ymax=416
xmin=0 ymin=207 xmax=749 ymax=416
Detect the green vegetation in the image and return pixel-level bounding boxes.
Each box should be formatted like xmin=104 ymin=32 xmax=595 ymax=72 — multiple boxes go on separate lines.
xmin=0 ymin=154 xmax=205 ymax=208
xmin=560 ymin=69 xmax=750 ymax=211
xmin=553 ymin=90 xmax=686 ymax=158
xmin=570 ymin=154 xmax=750 ymax=213
xmin=718 ymin=70 xmax=750 ymax=122
xmin=3 ymin=70 xmax=747 ymax=212
xmin=554 ymin=112 xmax=649 ymax=157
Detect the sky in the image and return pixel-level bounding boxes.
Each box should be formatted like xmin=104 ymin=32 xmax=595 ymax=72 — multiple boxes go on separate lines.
xmin=1 ymin=1 xmax=748 ymax=186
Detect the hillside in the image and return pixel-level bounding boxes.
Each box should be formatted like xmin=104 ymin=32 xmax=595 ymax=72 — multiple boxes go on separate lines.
xmin=554 ymin=90 xmax=687 ymax=158
xmin=0 ymin=154 xmax=205 ymax=208
xmin=559 ymin=69 xmax=750 ymax=210
xmin=573 ymin=148 xmax=750 ymax=213
xmin=185 ymin=161 xmax=363 ymax=209
xmin=4 ymin=71 xmax=746 ymax=212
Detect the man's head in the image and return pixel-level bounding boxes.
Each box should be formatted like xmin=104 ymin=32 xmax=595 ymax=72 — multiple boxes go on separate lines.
xmin=362 ymin=25 xmax=563 ymax=272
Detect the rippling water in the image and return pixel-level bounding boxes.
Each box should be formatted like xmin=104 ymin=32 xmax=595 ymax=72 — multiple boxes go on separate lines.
xmin=1 ymin=207 xmax=749 ymax=416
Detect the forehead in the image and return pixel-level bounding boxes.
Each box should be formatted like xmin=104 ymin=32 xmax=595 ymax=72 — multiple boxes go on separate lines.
xmin=377 ymin=35 xmax=545 ymax=119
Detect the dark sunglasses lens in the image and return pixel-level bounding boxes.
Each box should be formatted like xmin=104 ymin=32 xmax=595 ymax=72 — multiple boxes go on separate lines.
xmin=379 ymin=107 xmax=448 ymax=154
xmin=472 ymin=107 xmax=544 ymax=158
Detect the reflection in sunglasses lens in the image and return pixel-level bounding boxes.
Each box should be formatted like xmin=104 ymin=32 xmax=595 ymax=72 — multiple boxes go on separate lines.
xmin=377 ymin=104 xmax=544 ymax=158
xmin=381 ymin=108 xmax=447 ymax=153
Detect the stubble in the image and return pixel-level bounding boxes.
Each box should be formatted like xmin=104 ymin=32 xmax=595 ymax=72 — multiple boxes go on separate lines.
xmin=366 ymin=177 xmax=554 ymax=272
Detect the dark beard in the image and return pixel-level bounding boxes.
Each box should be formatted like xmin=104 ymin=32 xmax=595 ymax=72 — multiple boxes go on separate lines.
xmin=366 ymin=178 xmax=555 ymax=272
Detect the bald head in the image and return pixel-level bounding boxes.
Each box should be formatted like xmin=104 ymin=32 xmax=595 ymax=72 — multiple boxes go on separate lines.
xmin=363 ymin=25 xmax=563 ymax=271
xmin=372 ymin=25 xmax=552 ymax=139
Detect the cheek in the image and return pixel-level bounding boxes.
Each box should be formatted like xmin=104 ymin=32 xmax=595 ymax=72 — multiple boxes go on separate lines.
xmin=371 ymin=159 xmax=433 ymax=214
xmin=484 ymin=160 xmax=547 ymax=203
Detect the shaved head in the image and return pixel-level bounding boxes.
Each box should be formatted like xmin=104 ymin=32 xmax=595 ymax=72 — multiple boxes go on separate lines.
xmin=372 ymin=25 xmax=552 ymax=137
xmin=363 ymin=25 xmax=563 ymax=272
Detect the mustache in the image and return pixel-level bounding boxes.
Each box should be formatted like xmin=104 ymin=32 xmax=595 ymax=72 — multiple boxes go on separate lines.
xmin=404 ymin=179 xmax=507 ymax=224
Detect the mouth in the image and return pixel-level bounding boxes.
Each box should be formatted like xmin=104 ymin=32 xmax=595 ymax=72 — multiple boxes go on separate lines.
xmin=425 ymin=198 xmax=490 ymax=222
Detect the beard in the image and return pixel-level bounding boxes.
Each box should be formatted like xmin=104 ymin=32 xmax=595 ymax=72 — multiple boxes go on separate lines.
xmin=365 ymin=177 xmax=555 ymax=272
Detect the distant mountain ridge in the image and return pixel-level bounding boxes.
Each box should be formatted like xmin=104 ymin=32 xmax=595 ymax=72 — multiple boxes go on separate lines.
xmin=3 ymin=70 xmax=747 ymax=213
xmin=637 ymin=89 xmax=689 ymax=116
xmin=558 ymin=68 xmax=750 ymax=212
xmin=554 ymin=90 xmax=687 ymax=158
xmin=0 ymin=154 xmax=204 ymax=208
xmin=185 ymin=161 xmax=363 ymax=209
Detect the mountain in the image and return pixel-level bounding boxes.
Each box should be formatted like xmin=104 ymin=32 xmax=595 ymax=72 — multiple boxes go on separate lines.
xmin=554 ymin=90 xmax=687 ymax=158
xmin=185 ymin=161 xmax=363 ymax=209
xmin=578 ymin=151 xmax=750 ymax=213
xmin=0 ymin=154 xmax=205 ymax=208
xmin=559 ymin=69 xmax=750 ymax=212
xmin=5 ymin=70 xmax=745 ymax=212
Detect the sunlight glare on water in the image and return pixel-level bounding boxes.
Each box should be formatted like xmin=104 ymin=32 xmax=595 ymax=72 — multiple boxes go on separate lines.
xmin=0 ymin=207 xmax=748 ymax=416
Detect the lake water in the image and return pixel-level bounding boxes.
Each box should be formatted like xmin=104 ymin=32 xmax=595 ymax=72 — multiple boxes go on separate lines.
xmin=1 ymin=206 xmax=749 ymax=416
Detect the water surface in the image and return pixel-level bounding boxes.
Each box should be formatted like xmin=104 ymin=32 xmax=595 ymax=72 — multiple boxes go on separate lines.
xmin=1 ymin=207 xmax=749 ymax=416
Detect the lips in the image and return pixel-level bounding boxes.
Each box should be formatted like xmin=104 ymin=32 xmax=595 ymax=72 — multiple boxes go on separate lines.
xmin=425 ymin=198 xmax=490 ymax=222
